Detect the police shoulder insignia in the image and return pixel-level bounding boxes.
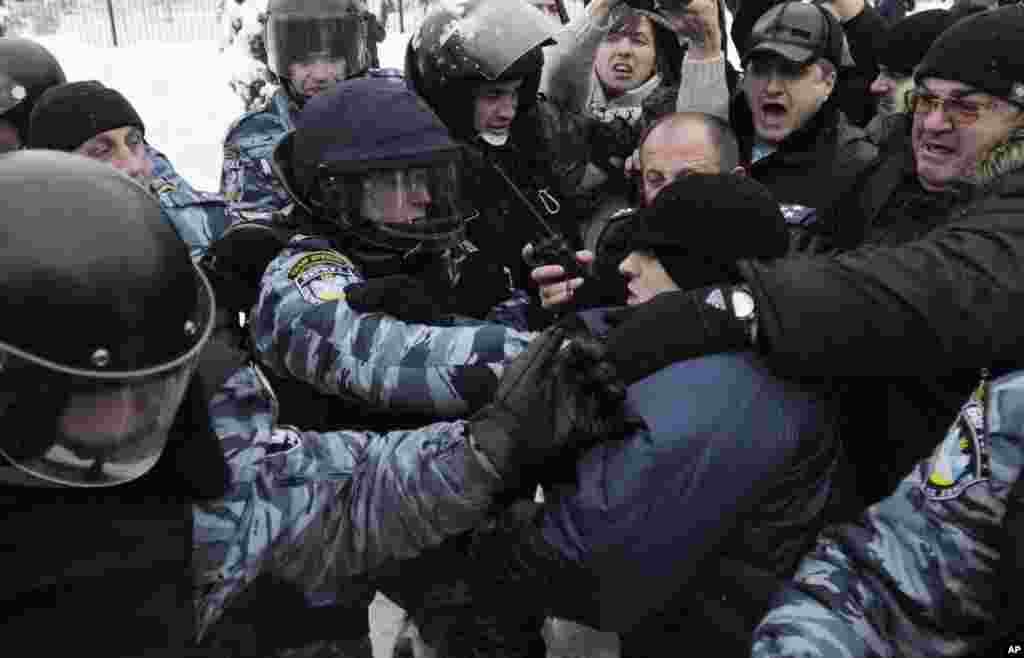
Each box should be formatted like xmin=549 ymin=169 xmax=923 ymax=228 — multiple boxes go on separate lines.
xmin=223 ymin=144 xmax=242 ymax=160
xmin=921 ymin=381 xmax=990 ymax=500
xmin=151 ymin=178 xmax=177 ymax=196
xmin=288 ymin=250 xmax=356 ymax=304
xmin=258 ymin=427 xmax=302 ymax=457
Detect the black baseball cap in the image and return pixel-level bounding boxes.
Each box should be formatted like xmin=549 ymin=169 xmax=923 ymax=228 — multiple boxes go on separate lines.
xmin=745 ymin=2 xmax=845 ymax=67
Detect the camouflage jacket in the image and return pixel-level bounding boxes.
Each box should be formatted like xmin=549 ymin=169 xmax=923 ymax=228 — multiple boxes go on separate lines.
xmin=148 ymin=145 xmax=234 ymax=261
xmin=751 ymin=369 xmax=1024 ymax=658
xmin=220 ymin=88 xmax=295 ymax=211
xmin=250 ymin=237 xmax=535 ymax=419
xmin=192 ymin=362 xmax=503 ymax=641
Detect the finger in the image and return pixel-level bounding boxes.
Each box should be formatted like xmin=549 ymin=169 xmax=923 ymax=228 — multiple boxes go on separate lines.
xmin=531 ymin=264 xmax=567 ymax=284
xmin=575 ymin=250 xmax=596 ymax=265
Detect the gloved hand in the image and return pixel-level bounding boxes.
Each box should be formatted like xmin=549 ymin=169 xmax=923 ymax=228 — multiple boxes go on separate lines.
xmin=604 ymin=287 xmax=751 ymax=385
xmin=344 ymin=274 xmax=445 ymax=324
xmin=444 ymin=255 xmax=514 ymax=320
xmin=469 ymin=325 xmax=627 ymax=486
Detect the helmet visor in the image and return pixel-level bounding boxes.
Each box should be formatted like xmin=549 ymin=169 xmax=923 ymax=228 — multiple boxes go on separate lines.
xmin=0 ymin=71 xmax=31 ymax=114
xmin=325 ymin=161 xmax=468 ymax=254
xmin=0 ymin=265 xmax=215 ymax=488
xmin=267 ymin=13 xmax=369 ymax=79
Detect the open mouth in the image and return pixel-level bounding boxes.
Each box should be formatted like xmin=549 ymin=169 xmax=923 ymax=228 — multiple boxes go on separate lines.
xmin=611 ymin=62 xmax=634 ymax=76
xmin=761 ymin=101 xmax=787 ymax=119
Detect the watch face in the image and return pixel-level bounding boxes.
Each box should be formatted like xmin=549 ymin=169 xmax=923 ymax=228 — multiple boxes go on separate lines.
xmin=731 ymin=289 xmax=756 ymax=319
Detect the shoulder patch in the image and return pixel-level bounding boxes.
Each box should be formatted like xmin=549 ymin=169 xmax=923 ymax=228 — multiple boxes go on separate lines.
xmin=288 ymin=250 xmax=356 ymax=304
xmin=152 ymin=178 xmax=177 ymax=196
xmin=921 ymin=380 xmax=990 ymax=500
xmin=257 ymin=427 xmax=302 ymax=458
xmin=223 ymin=143 xmax=242 ymax=160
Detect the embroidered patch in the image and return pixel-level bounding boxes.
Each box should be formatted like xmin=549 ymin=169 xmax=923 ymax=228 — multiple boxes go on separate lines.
xmin=223 ymin=144 xmax=241 ymax=160
xmin=258 ymin=428 xmax=301 ymax=457
xmin=288 ymin=252 xmax=354 ymax=304
xmin=287 ymin=251 xmax=354 ymax=279
xmin=294 ymin=264 xmax=349 ymax=304
xmin=921 ymin=380 xmax=989 ymax=500
xmin=151 ymin=178 xmax=176 ymax=196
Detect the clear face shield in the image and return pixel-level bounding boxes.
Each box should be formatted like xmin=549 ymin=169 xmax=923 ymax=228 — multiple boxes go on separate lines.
xmin=322 ymin=161 xmax=468 ymax=257
xmin=0 ymin=265 xmax=215 ymax=488
xmin=267 ymin=12 xmax=369 ymax=83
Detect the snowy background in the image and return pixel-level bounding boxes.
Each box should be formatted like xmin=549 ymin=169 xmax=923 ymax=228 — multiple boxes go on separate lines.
xmin=14 ymin=1 xmax=951 ymax=656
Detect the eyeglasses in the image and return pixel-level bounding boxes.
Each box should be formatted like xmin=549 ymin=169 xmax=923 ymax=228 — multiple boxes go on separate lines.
xmin=905 ymin=89 xmax=998 ymax=127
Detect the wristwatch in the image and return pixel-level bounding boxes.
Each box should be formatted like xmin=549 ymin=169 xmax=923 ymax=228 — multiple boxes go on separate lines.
xmin=729 ymin=284 xmax=758 ymax=346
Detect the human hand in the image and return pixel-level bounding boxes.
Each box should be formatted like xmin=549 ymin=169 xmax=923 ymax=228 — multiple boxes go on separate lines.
xmin=658 ymin=0 xmax=722 ymax=58
xmin=527 ymin=248 xmax=595 ymax=309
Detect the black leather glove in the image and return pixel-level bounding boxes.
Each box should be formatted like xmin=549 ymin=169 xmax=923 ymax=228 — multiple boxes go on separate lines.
xmin=469 ymin=325 xmax=627 ymax=486
xmin=344 ymin=274 xmax=445 ymax=324
xmin=604 ymin=287 xmax=752 ymax=385
xmin=445 ymin=255 xmax=514 ymax=320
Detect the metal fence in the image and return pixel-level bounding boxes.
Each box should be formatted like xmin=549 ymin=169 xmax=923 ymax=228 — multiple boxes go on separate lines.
xmin=7 ymin=0 xmax=222 ymax=47
xmin=6 ymin=0 xmax=590 ymax=48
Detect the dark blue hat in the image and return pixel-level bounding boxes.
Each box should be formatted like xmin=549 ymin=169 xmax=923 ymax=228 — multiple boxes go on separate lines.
xmin=292 ymin=75 xmax=461 ymax=186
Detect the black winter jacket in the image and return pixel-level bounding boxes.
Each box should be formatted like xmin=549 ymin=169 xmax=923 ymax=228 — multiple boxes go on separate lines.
xmin=1 ymin=377 xmax=231 ymax=655
xmin=730 ymin=93 xmax=878 ymax=255
xmin=739 ymin=114 xmax=1024 ymax=505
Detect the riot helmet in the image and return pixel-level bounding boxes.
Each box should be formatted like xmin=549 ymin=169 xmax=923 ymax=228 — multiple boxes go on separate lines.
xmin=0 ymin=151 xmax=215 ymax=487
xmin=0 ymin=37 xmax=66 ymax=151
xmin=265 ymin=0 xmax=369 ymax=104
xmin=405 ymin=0 xmax=557 ymax=141
xmin=288 ymin=76 xmax=467 ymax=274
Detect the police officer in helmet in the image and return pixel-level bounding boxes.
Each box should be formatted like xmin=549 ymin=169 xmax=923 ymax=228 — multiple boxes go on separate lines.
xmin=0 ymin=150 xmax=227 ymax=654
xmin=0 ymin=37 xmax=65 ymax=152
xmin=220 ymin=0 xmax=372 ymax=210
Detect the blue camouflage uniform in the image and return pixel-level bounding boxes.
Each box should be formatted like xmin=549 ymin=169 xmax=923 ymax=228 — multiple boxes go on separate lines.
xmin=192 ymin=361 xmax=505 ymax=640
xmin=147 ymin=145 xmax=234 ymax=261
xmin=220 ymin=88 xmax=295 ymax=211
xmin=250 ymin=236 xmax=535 ymax=419
xmin=751 ymin=369 xmax=1024 ymax=658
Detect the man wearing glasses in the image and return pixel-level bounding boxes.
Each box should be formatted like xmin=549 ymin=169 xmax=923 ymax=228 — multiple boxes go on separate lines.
xmin=747 ymin=7 xmax=1024 ymax=656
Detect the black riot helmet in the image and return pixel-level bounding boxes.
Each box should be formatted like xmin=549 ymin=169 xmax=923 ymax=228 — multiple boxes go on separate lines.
xmin=0 ymin=37 xmax=66 ymax=150
xmin=286 ymin=75 xmax=468 ymax=276
xmin=0 ymin=151 xmax=215 ymax=488
xmin=405 ymin=0 xmax=558 ymax=141
xmin=265 ymin=0 xmax=369 ymax=103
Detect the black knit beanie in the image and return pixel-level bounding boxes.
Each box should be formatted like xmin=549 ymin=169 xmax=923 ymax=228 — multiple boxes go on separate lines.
xmin=916 ymin=5 xmax=1024 ymax=107
xmin=880 ymin=10 xmax=958 ymax=77
xmin=28 ymin=80 xmax=145 ymax=151
xmin=628 ymin=173 xmax=789 ymax=291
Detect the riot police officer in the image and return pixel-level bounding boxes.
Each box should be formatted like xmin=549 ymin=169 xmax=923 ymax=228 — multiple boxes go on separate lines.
xmin=220 ymin=0 xmax=371 ymax=210
xmin=0 ymin=150 xmax=227 ymax=654
xmin=0 ymin=37 xmax=65 ymax=152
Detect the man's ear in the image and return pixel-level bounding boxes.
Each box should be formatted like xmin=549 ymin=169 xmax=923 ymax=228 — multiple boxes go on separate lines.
xmin=820 ymin=64 xmax=837 ymax=97
xmin=732 ymin=165 xmax=748 ymax=176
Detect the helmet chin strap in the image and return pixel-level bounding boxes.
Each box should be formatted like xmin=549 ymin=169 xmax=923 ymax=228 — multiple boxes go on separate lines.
xmin=479 ymin=131 xmax=510 ymax=146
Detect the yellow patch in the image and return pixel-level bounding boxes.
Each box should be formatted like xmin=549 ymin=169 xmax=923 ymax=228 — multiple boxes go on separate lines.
xmin=287 ymin=251 xmax=354 ymax=279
